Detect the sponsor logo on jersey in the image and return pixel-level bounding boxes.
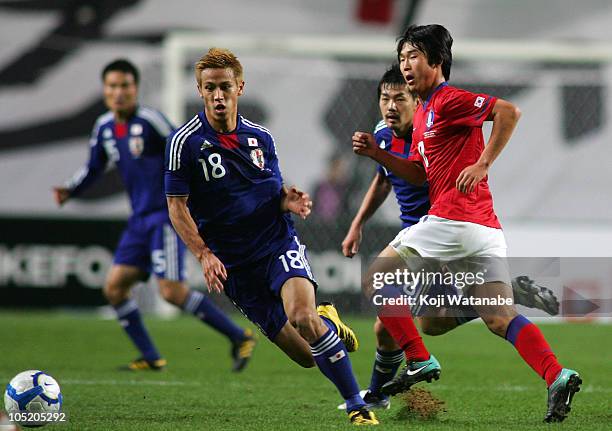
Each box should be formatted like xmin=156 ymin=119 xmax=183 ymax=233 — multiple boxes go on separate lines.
xmin=102 ymin=128 xmax=113 ymax=139
xmin=129 ymin=137 xmax=144 ymax=157
xmin=200 ymin=139 xmax=213 ymax=150
xmin=248 ymin=137 xmax=258 ymax=147
xmin=130 ymin=123 xmax=143 ymax=135
xmin=379 ymin=139 xmax=386 ymax=149
xmin=474 ymin=96 xmax=485 ymax=108
xmin=426 ymin=109 xmax=435 ymax=129
xmin=250 ymin=148 xmax=265 ymax=169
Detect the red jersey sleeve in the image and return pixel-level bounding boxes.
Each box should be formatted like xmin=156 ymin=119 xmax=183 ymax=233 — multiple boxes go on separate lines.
xmin=440 ymin=88 xmax=497 ymax=128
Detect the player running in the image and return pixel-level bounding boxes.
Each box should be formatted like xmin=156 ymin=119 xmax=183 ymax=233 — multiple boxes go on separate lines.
xmin=339 ymin=64 xmax=560 ymax=412
xmin=54 ymin=59 xmax=255 ymax=372
xmin=353 ymin=25 xmax=580 ymax=423
xmin=165 ymin=48 xmax=378 ymax=425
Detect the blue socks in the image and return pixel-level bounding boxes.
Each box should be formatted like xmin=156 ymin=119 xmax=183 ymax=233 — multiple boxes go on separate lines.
xmin=114 ymin=299 xmax=161 ymax=361
xmin=368 ymin=349 xmax=404 ymax=396
xmin=182 ymin=290 xmax=246 ymax=342
xmin=312 ymin=317 xmax=364 ymax=412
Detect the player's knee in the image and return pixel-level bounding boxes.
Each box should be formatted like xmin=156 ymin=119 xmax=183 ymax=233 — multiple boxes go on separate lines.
xmin=482 ymin=315 xmax=511 ymax=337
xmin=288 ymin=308 xmax=319 ymax=338
xmin=419 ymin=317 xmax=453 ymax=336
xmin=103 ymin=282 xmax=129 ymax=306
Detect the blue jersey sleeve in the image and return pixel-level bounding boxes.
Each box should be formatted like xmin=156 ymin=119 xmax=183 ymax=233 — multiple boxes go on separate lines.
xmin=266 ymin=133 xmax=283 ymax=182
xmin=165 ymin=132 xmax=192 ymax=196
xmin=66 ymin=122 xmax=110 ymax=196
xmin=373 ymin=124 xmax=390 ymax=178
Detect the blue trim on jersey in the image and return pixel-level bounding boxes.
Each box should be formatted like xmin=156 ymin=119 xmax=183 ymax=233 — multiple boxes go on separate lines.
xmin=374 ymin=124 xmax=430 ymax=226
xmin=422 ymin=82 xmax=448 ymax=109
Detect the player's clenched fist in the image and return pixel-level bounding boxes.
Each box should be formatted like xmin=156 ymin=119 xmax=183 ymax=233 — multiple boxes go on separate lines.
xmin=200 ymin=250 xmax=227 ymax=293
xmin=352 ymin=132 xmax=379 ymax=158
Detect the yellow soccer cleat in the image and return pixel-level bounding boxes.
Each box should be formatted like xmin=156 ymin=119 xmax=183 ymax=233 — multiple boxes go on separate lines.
xmin=231 ymin=328 xmax=257 ymax=372
xmin=348 ymin=408 xmax=379 ymax=425
xmin=317 ymin=302 xmax=359 ymax=352
xmin=122 ymin=357 xmax=167 ymax=371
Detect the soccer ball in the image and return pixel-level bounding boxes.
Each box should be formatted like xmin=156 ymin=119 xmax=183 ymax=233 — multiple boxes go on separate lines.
xmin=4 ymin=370 xmax=62 ymax=426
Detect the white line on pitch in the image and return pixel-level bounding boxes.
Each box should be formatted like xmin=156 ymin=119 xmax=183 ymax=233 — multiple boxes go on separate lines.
xmin=60 ymin=379 xmax=202 ymax=386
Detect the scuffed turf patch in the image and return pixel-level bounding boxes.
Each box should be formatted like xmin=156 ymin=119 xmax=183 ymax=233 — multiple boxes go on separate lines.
xmin=395 ymin=387 xmax=447 ymax=420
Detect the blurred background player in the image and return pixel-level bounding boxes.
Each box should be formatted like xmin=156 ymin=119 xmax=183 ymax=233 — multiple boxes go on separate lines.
xmin=339 ymin=64 xmax=560 ymax=411
xmin=353 ymin=24 xmax=581 ymax=422
xmin=53 ymin=59 xmax=255 ymax=372
xmin=165 ymin=48 xmax=378 ymax=425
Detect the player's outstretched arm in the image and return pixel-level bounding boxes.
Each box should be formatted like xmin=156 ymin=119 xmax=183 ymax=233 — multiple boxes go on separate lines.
xmin=167 ymin=195 xmax=227 ymax=293
xmin=280 ymin=185 xmax=312 ymax=220
xmin=342 ymin=173 xmax=391 ymax=258
xmin=456 ymin=99 xmax=521 ymax=193
xmin=352 ymin=131 xmax=426 ymax=186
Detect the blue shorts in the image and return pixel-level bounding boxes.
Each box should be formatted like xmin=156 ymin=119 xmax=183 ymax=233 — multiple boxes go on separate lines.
xmin=114 ymin=210 xmax=186 ymax=281
xmin=223 ymin=236 xmax=317 ymax=340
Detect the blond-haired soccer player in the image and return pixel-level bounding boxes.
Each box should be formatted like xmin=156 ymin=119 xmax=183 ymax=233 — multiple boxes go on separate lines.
xmin=165 ymin=48 xmax=378 ymax=425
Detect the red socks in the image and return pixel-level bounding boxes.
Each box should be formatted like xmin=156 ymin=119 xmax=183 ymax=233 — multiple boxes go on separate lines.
xmin=506 ymin=315 xmax=563 ymax=386
xmin=378 ymin=306 xmax=429 ymax=362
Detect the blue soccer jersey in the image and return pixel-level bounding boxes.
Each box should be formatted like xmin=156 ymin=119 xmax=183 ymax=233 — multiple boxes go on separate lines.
xmin=374 ymin=120 xmax=430 ymax=227
xmin=164 ymin=112 xmax=296 ymax=268
xmin=66 ymin=106 xmax=174 ymax=216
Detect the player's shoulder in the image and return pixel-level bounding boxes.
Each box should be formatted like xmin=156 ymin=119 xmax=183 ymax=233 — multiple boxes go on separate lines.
xmin=239 ymin=115 xmax=274 ymax=139
xmin=436 ymin=85 xmax=476 ymax=104
xmin=94 ymin=111 xmax=114 ymax=129
xmin=373 ymin=119 xmax=388 ymax=135
xmin=137 ymin=106 xmax=174 ymax=137
xmin=167 ymin=113 xmax=204 ymax=146
xmin=373 ymin=120 xmax=392 ymax=142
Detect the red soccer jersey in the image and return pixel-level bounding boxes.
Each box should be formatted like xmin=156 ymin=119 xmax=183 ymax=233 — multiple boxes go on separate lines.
xmin=408 ymin=83 xmax=501 ymax=228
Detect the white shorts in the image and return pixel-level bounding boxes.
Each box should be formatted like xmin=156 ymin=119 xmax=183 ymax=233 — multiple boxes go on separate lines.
xmin=390 ymin=215 xmax=510 ymax=284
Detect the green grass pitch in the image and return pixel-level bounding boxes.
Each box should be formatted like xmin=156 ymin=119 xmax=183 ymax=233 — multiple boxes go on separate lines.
xmin=1 ymin=311 xmax=610 ymax=430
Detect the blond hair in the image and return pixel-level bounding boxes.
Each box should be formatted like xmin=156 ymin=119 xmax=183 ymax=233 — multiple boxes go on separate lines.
xmin=195 ymin=48 xmax=244 ymax=86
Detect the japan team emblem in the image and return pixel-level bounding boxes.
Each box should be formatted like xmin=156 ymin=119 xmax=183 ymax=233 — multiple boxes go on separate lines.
xmin=426 ymin=109 xmax=435 ymax=129
xmin=250 ymin=148 xmax=265 ymax=169
xmin=129 ymin=137 xmax=144 ymax=157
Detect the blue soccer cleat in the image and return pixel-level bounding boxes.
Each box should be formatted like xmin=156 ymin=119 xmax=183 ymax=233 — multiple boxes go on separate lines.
xmin=380 ymin=354 xmax=441 ymax=396
xmin=544 ymin=368 xmax=582 ymax=423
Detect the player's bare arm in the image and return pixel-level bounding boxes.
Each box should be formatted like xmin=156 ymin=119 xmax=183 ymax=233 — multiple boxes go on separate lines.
xmin=280 ymin=185 xmax=312 ymax=220
xmin=456 ymin=99 xmax=521 ymax=193
xmin=352 ymin=131 xmax=426 ymax=186
xmin=342 ymin=173 xmax=391 ymax=258
xmin=167 ymin=195 xmax=227 ymax=293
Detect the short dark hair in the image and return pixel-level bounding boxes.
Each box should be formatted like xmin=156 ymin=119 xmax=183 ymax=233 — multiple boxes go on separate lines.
xmin=377 ymin=64 xmax=417 ymax=100
xmin=101 ymin=59 xmax=139 ymax=84
xmin=396 ymin=24 xmax=453 ymax=81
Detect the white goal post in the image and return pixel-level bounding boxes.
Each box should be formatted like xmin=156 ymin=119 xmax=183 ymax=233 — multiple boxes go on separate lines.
xmin=163 ymin=31 xmax=612 ymax=125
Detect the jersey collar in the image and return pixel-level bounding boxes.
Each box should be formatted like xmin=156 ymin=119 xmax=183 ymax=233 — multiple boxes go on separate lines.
xmin=422 ymin=82 xmax=448 ymax=110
